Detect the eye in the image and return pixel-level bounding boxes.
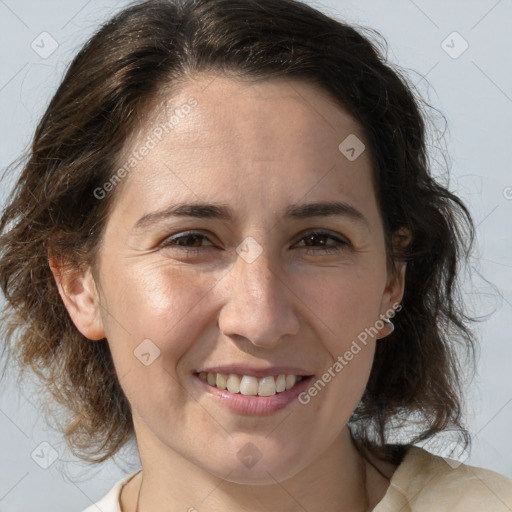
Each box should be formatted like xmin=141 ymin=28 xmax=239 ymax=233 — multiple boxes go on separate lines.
xmin=159 ymin=231 xmax=215 ymax=253
xmin=159 ymin=229 xmax=350 ymax=256
xmin=293 ymin=230 xmax=350 ymax=255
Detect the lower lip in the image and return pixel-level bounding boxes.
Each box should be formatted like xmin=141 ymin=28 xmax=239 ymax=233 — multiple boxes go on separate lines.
xmin=193 ymin=374 xmax=314 ymax=415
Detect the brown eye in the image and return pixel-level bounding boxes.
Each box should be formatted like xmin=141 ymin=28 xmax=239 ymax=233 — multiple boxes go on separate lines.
xmin=160 ymin=231 xmax=215 ymax=252
xmin=294 ymin=230 xmax=350 ymax=255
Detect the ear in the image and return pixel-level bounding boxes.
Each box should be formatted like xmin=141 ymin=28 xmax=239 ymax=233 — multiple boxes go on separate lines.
xmin=49 ymin=256 xmax=106 ymax=341
xmin=380 ymin=227 xmax=411 ymax=316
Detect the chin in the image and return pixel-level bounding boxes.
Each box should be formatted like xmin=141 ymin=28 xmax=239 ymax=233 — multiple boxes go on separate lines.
xmin=196 ymin=442 xmax=312 ymax=485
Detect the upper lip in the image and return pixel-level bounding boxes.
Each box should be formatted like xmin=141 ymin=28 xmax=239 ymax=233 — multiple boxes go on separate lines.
xmin=195 ymin=365 xmax=314 ymax=379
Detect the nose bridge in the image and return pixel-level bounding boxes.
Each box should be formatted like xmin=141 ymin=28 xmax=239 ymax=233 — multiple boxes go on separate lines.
xmin=238 ymin=243 xmax=277 ymax=302
xmin=217 ymin=239 xmax=300 ymax=347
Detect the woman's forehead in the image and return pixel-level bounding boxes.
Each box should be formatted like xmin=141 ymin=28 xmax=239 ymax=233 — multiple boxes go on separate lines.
xmin=119 ymin=75 xmax=373 ymax=200
xmin=138 ymin=74 xmax=363 ymax=150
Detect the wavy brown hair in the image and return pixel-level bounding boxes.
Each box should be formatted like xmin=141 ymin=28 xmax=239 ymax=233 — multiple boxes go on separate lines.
xmin=0 ymin=0 xmax=476 ymax=464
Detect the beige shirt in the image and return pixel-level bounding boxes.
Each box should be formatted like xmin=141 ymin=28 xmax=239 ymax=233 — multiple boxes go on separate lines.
xmin=83 ymin=446 xmax=512 ymax=511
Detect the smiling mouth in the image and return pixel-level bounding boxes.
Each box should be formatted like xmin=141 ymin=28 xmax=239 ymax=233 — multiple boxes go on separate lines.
xmin=195 ymin=371 xmax=310 ymax=397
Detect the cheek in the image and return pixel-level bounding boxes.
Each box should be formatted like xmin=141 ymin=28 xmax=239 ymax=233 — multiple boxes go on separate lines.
xmin=291 ymin=265 xmax=382 ymax=408
xmin=99 ymin=260 xmax=220 ymax=382
xmin=299 ymin=270 xmax=380 ymax=415
xmin=292 ymin=263 xmax=385 ymax=352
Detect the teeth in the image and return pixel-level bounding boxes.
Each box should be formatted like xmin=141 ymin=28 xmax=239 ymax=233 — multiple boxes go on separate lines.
xmin=240 ymin=375 xmax=259 ymax=395
xmin=285 ymin=375 xmax=296 ymax=390
xmin=227 ymin=374 xmax=240 ymax=393
xmin=276 ymin=374 xmax=286 ymax=392
xmin=258 ymin=376 xmax=277 ymax=396
xmin=199 ymin=372 xmax=305 ymax=396
xmin=216 ymin=373 xmax=228 ymax=390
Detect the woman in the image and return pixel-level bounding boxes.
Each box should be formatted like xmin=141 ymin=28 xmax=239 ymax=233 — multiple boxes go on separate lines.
xmin=0 ymin=0 xmax=510 ymax=510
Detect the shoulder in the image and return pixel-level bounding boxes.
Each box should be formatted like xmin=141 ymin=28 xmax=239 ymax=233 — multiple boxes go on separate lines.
xmin=82 ymin=470 xmax=142 ymax=512
xmin=375 ymin=445 xmax=512 ymax=512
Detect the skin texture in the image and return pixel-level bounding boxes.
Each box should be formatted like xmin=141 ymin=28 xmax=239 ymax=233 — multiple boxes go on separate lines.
xmin=51 ymin=74 xmax=407 ymax=512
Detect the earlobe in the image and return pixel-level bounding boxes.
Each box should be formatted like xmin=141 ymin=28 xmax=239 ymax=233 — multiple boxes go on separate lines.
xmin=377 ymin=260 xmax=407 ymax=340
xmin=382 ymin=262 xmax=406 ymax=312
xmin=380 ymin=227 xmax=411 ymax=318
xmin=49 ymin=257 xmax=106 ymax=341
xmin=386 ymin=250 xmax=408 ymax=306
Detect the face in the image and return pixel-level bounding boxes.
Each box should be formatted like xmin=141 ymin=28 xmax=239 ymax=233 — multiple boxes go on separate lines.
xmin=57 ymin=74 xmax=405 ymax=484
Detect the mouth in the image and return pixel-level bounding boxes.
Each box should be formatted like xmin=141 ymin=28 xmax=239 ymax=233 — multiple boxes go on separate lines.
xmin=193 ymin=368 xmax=315 ymax=415
xmin=195 ymin=371 xmax=310 ymax=397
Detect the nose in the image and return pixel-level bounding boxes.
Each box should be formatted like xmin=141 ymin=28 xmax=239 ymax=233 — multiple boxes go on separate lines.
xmin=217 ymin=244 xmax=300 ymax=349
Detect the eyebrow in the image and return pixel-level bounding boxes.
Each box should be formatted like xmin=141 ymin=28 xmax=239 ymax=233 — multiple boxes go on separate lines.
xmin=132 ymin=200 xmax=370 ymax=231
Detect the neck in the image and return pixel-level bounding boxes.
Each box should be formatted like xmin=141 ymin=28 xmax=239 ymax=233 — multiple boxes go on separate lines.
xmin=132 ymin=426 xmax=373 ymax=512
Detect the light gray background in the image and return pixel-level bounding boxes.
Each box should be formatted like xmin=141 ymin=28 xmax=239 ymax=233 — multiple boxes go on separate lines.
xmin=1 ymin=1 xmax=511 ymax=511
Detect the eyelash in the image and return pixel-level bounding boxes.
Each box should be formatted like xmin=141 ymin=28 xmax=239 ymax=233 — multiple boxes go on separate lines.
xmin=159 ymin=230 xmax=350 ymax=256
